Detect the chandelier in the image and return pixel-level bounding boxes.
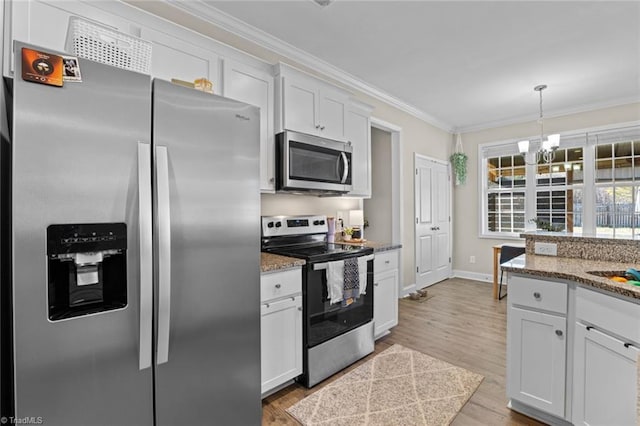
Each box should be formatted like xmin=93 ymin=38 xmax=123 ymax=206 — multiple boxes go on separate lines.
xmin=517 ymin=84 xmax=560 ymax=164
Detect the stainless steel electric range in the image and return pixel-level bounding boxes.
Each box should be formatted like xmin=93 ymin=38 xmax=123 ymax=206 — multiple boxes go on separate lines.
xmin=261 ymin=215 xmax=375 ymax=387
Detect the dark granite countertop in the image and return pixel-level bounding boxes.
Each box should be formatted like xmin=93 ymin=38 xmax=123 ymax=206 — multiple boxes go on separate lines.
xmin=340 ymin=240 xmax=402 ymax=252
xmin=502 ymin=254 xmax=640 ymax=300
xmin=261 ymin=253 xmax=305 ymax=273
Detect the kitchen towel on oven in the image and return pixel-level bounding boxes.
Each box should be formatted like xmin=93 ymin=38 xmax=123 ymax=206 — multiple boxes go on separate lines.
xmin=357 ymin=256 xmax=368 ymax=296
xmin=342 ymin=258 xmax=360 ymax=307
xmin=327 ymin=260 xmax=345 ymax=304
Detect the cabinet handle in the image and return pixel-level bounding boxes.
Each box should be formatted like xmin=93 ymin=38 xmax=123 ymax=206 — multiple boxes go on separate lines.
xmin=275 ymin=284 xmax=281 ymax=289
xmin=374 ymin=282 xmax=379 ymax=287
xmin=315 ymin=124 xmax=320 ymax=129
xmin=533 ymin=292 xmax=541 ymax=299
xmin=555 ymin=329 xmax=563 ymax=337
xmin=298 ymin=307 xmax=302 ymax=311
xmin=291 ymin=296 xmax=295 ymax=301
xmin=269 ymin=177 xmax=275 ymax=183
xmin=624 ymin=342 xmax=635 ymax=349
xmin=264 ymin=303 xmax=270 ymax=308
xmin=385 ymin=260 xmax=390 ymax=264
xmin=586 ymin=326 xmax=594 ymax=331
xmin=320 ymin=126 xmax=325 ymax=130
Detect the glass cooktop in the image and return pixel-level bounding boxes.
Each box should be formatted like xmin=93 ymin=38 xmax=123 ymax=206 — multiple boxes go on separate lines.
xmin=264 ymin=242 xmax=373 ymax=263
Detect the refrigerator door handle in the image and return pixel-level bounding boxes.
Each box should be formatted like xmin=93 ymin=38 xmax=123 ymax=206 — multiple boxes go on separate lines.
xmin=156 ymin=145 xmax=172 ymax=365
xmin=138 ymin=142 xmax=153 ymax=370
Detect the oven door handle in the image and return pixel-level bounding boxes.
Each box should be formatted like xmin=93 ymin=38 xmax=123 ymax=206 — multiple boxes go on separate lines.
xmin=313 ymin=254 xmax=374 ymax=270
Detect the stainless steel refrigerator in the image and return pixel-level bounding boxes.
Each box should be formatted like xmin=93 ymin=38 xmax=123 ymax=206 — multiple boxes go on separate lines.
xmin=0 ymin=42 xmax=261 ymax=425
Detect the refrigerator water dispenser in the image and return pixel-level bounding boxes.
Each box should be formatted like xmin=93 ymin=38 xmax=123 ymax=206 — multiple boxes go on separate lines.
xmin=47 ymin=223 xmax=127 ymax=321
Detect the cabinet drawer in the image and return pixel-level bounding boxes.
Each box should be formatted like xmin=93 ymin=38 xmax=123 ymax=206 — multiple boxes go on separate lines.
xmin=509 ymin=275 xmax=567 ymax=315
xmin=576 ymin=286 xmax=640 ymax=344
xmin=374 ymin=250 xmax=398 ymax=274
xmin=261 ymin=268 xmax=301 ymax=302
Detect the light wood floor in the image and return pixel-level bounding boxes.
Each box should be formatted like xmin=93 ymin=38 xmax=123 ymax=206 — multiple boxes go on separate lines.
xmin=261 ymin=278 xmax=546 ymax=425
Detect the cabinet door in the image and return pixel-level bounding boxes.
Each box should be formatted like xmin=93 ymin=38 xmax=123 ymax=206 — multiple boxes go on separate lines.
xmin=223 ymin=59 xmax=275 ymax=192
xmin=373 ymin=269 xmax=398 ymax=338
xmin=282 ymin=74 xmax=319 ymax=135
xmin=261 ymin=296 xmax=302 ymax=395
xmin=318 ymin=87 xmax=347 ymax=141
xmin=140 ymin=27 xmax=220 ymax=93
xmin=346 ymin=104 xmax=372 ymax=197
xmin=6 ymin=1 xmax=134 ymax=76
xmin=507 ymin=307 xmax=566 ymax=418
xmin=572 ymin=323 xmax=639 ymax=426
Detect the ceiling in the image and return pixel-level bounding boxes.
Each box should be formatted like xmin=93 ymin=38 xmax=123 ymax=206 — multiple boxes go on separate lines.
xmin=195 ymin=0 xmax=640 ymax=132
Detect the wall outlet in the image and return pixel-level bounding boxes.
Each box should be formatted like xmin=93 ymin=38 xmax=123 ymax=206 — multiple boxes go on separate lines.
xmin=534 ymin=242 xmax=558 ymax=256
xmin=469 ymin=255 xmax=476 ymax=264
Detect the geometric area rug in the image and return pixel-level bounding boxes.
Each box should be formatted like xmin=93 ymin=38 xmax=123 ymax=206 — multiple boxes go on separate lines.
xmin=286 ymin=344 xmax=484 ymax=425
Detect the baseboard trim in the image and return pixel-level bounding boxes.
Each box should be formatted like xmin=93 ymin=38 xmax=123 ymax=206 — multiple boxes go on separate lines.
xmin=452 ymin=270 xmax=493 ymax=283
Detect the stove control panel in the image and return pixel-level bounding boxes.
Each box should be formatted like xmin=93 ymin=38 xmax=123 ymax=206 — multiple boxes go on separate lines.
xmin=262 ymin=215 xmax=328 ymax=237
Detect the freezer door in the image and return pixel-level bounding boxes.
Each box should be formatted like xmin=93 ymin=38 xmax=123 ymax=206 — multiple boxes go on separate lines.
xmin=152 ymin=79 xmax=261 ymax=425
xmin=11 ymin=44 xmax=153 ymax=425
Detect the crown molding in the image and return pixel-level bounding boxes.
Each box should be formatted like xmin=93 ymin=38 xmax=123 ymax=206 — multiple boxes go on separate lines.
xmin=164 ymin=0 xmax=454 ymax=132
xmin=456 ymin=96 xmax=640 ymax=134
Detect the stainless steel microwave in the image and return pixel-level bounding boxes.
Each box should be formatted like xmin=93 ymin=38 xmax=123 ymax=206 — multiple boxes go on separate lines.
xmin=276 ymin=130 xmax=352 ymax=195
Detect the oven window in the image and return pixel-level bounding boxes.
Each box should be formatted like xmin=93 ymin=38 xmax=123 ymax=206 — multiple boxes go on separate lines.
xmin=290 ymin=141 xmax=351 ymax=184
xmin=305 ymin=260 xmax=373 ymax=348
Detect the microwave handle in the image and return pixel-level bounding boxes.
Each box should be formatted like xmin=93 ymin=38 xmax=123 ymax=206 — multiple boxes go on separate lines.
xmin=340 ymin=152 xmax=349 ymax=184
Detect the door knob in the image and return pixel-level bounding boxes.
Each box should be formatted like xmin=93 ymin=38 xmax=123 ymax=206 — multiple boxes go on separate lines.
xmin=555 ymin=330 xmax=563 ymax=337
xmin=533 ymin=292 xmax=541 ymax=299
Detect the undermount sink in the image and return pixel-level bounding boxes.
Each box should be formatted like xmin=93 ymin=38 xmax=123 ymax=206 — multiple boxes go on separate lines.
xmin=585 ymin=270 xmax=626 ymax=278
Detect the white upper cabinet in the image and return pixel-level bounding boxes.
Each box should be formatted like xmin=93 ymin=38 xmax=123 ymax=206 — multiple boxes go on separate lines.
xmin=139 ymin=27 xmax=221 ymax=93
xmin=4 ymin=0 xmax=133 ymax=76
xmin=346 ymin=100 xmax=373 ymax=198
xmin=276 ymin=63 xmax=350 ymax=141
xmin=223 ymin=58 xmax=275 ymax=193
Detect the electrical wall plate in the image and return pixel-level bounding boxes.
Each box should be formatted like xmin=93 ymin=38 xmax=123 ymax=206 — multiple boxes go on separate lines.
xmin=534 ymin=242 xmax=558 ymax=256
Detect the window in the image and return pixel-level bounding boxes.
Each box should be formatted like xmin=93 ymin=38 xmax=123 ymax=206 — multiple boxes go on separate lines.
xmin=486 ymin=154 xmax=526 ymax=233
xmin=593 ymin=139 xmax=640 ymax=238
xmin=479 ymin=125 xmax=640 ymax=238
xmin=534 ymin=146 xmax=584 ymax=233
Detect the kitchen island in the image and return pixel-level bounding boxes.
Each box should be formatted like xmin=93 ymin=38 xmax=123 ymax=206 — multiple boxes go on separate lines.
xmin=501 ymin=234 xmax=639 ymax=425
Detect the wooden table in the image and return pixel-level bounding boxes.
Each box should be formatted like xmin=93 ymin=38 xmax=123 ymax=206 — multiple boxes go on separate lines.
xmin=492 ymin=243 xmax=526 ymax=299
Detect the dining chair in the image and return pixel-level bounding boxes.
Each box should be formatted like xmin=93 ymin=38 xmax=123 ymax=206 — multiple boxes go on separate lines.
xmin=499 ymin=245 xmax=526 ymax=300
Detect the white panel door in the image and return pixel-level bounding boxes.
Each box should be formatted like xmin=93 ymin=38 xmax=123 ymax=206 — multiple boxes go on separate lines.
xmin=223 ymin=58 xmax=275 ymax=192
xmin=414 ymin=155 xmax=451 ymax=288
xmin=572 ymin=323 xmax=638 ymax=426
xmin=507 ymin=307 xmax=566 ymax=418
xmin=140 ymin=27 xmax=220 ymax=93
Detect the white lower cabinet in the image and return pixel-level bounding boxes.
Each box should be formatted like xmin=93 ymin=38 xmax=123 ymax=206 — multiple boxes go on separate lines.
xmin=572 ymin=286 xmax=640 ymax=426
xmin=507 ymin=307 xmax=567 ymax=418
xmin=373 ymin=250 xmax=399 ymax=339
xmin=572 ymin=323 xmax=638 ymax=426
xmin=260 ymin=268 xmax=302 ymax=396
xmin=507 ymin=275 xmax=640 ymax=425
xmin=506 ymin=275 xmax=568 ymax=422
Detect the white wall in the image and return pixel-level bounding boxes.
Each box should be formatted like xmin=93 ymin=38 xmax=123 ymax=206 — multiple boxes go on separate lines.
xmin=453 ymin=102 xmax=640 ymax=281
xmin=363 ymin=127 xmax=392 ymax=242
xmin=261 ymin=193 xmax=360 ymax=218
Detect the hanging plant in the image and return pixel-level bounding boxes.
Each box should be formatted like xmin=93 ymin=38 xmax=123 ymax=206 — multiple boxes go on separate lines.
xmin=450 ymin=133 xmax=467 ymax=186
xmin=450 ymin=152 xmax=468 ymax=185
